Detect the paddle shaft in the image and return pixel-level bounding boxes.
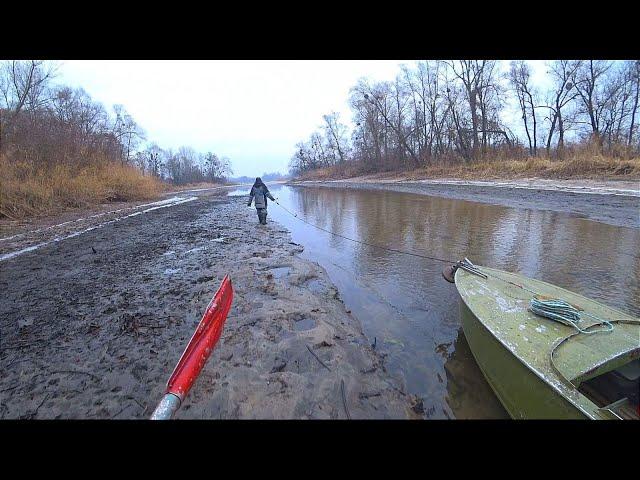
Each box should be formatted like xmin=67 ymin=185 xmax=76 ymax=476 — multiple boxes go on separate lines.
xmin=150 ymin=393 xmax=181 ymax=420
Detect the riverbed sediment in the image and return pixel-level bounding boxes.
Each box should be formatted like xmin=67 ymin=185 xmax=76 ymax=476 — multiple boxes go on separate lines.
xmin=0 ymin=194 xmax=421 ymax=419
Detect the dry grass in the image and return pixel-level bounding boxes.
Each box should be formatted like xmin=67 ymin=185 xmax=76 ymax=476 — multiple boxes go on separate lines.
xmin=0 ymin=156 xmax=164 ymax=220
xmin=411 ymin=155 xmax=640 ymax=180
xmin=297 ymin=152 xmax=640 ymax=182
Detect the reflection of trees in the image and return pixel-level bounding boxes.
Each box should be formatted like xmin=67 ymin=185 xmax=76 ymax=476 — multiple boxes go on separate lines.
xmin=294 ymin=187 xmax=356 ymax=252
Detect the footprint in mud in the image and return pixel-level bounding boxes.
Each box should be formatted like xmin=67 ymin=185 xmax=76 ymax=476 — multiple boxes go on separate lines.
xmin=293 ymin=317 xmax=316 ymax=332
xmin=195 ymin=275 xmax=214 ymax=284
xmin=281 ymin=312 xmax=317 ymax=332
xmin=269 ymin=266 xmax=291 ymax=279
xmin=270 ymin=358 xmax=287 ymax=373
xmin=265 ymin=321 xmax=295 ymax=343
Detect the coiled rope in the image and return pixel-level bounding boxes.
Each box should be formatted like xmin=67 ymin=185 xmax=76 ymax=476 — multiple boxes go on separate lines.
xmin=529 ymin=296 xmax=614 ymax=335
xmin=456 ymin=268 xmax=618 ymax=335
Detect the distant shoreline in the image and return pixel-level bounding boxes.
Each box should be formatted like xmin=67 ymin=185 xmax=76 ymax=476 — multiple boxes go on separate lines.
xmin=288 ymin=178 xmax=640 ymax=229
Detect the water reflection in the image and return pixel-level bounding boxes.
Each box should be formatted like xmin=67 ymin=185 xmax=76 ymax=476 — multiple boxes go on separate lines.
xmin=239 ymin=184 xmax=640 ymax=418
xmin=443 ymin=328 xmax=508 ymax=419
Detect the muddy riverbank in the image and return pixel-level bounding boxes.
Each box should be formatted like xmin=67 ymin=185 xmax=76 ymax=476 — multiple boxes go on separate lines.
xmin=0 ymin=194 xmax=421 ymax=419
xmin=291 ymin=179 xmax=640 ymax=228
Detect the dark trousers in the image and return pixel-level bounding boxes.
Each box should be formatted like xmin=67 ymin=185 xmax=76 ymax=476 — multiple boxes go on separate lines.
xmin=256 ymin=208 xmax=267 ymax=224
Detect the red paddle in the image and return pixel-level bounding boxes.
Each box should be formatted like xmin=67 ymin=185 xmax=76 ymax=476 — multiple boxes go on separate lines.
xmin=151 ymin=275 xmax=233 ymax=419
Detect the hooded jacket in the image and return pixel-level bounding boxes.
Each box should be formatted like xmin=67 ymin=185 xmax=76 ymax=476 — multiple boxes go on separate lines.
xmin=248 ymin=178 xmax=275 ymax=208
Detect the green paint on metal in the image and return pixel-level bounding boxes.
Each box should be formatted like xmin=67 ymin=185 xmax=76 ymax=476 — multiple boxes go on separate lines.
xmin=454 ymin=265 xmax=640 ymax=420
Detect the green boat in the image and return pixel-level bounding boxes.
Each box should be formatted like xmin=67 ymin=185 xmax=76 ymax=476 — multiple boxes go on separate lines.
xmin=447 ymin=260 xmax=640 ymax=420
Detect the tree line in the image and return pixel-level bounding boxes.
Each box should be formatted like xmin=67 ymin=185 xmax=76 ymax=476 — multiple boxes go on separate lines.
xmin=0 ymin=60 xmax=233 ymax=185
xmin=289 ymin=60 xmax=640 ymax=175
xmin=231 ymin=172 xmax=289 ymax=183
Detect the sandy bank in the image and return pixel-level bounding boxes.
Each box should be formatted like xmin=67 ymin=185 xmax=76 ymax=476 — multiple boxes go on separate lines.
xmin=309 ymin=175 xmax=640 ymax=196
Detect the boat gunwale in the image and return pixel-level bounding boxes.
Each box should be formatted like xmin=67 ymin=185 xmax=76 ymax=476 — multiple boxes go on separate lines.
xmin=552 ymin=323 xmax=640 ymax=386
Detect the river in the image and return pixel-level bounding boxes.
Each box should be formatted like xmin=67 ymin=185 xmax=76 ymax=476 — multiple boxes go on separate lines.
xmin=230 ymin=184 xmax=640 ymax=419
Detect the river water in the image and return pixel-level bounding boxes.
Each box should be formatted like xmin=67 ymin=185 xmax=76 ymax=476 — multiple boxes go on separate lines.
xmin=230 ymin=184 xmax=640 ymax=419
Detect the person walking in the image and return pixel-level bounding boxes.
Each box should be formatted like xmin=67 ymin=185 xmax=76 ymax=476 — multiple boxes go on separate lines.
xmin=247 ymin=177 xmax=275 ymax=225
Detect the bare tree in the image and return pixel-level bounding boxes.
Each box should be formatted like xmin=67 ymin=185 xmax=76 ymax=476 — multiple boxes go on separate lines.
xmin=540 ymin=60 xmax=582 ymax=156
xmin=323 ymin=112 xmax=349 ymax=164
xmin=572 ymin=60 xmax=620 ymax=145
xmin=625 ymin=60 xmax=640 ymax=146
xmin=0 ymin=60 xmax=57 ymax=152
xmin=112 ymin=105 xmax=145 ymax=165
xmin=509 ymin=61 xmax=538 ymax=155
xmin=143 ymin=143 xmax=165 ymax=177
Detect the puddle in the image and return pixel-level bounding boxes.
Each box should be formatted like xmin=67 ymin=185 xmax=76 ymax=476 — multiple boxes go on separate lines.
xmin=271 ymin=266 xmax=291 ymax=279
xmin=305 ymin=278 xmax=325 ymax=294
xmin=293 ymin=317 xmax=316 ymax=331
xmin=227 ymin=188 xmax=250 ymax=197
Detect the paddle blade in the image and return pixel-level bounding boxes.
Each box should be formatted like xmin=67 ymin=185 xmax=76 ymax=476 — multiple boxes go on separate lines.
xmin=166 ymin=275 xmax=233 ymax=401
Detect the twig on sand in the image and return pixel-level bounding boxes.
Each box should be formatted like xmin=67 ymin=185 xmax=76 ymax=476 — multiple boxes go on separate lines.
xmin=28 ymin=393 xmax=50 ymax=419
xmin=4 ymin=358 xmax=34 ymax=369
xmin=341 ymin=379 xmax=351 ymax=420
xmin=127 ymin=396 xmax=146 ymax=412
xmin=51 ymin=370 xmax=100 ymax=382
xmin=0 ymin=384 xmax=20 ymax=393
xmin=0 ymin=374 xmax=48 ymax=394
xmin=111 ymin=404 xmax=130 ymax=419
xmin=1 ymin=340 xmax=45 ymax=351
xmin=306 ymin=345 xmax=331 ymax=372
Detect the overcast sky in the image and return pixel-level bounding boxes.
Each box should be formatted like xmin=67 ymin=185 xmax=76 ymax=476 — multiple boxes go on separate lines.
xmin=57 ymin=60 xmax=550 ymax=177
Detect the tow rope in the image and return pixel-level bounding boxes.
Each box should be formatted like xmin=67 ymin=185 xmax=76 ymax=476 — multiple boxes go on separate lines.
xmin=273 ymin=198 xmax=618 ymax=337
xmin=273 ymin=199 xmax=456 ymax=265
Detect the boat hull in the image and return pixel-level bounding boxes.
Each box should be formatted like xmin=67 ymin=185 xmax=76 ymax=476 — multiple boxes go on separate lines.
xmin=460 ymin=299 xmax=587 ymax=419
